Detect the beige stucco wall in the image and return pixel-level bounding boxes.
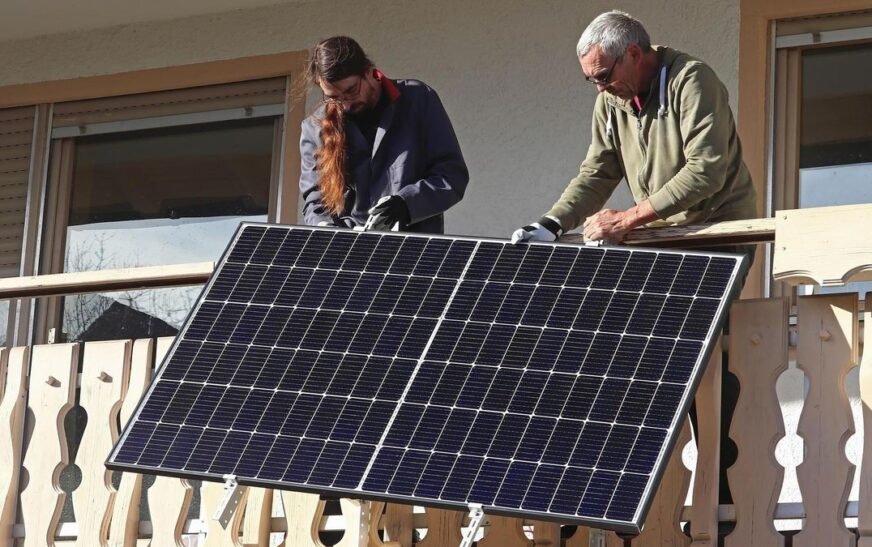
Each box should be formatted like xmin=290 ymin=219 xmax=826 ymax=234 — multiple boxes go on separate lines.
xmin=0 ymin=0 xmax=741 ymax=238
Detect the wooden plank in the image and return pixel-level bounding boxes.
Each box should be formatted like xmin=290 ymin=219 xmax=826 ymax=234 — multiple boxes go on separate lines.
xmin=241 ymin=488 xmax=272 ymax=547
xmin=416 ymin=508 xmax=463 ymax=547
xmin=108 ymin=339 xmax=153 ymax=547
xmin=336 ymin=498 xmax=371 ymax=547
xmin=773 ymin=204 xmax=872 ymax=287
xmin=857 ymin=294 xmax=872 ymax=547
xmin=0 ymin=52 xmax=307 ymax=109
xmin=725 ymin=299 xmax=788 ymax=547
xmin=477 ymin=516 xmax=531 ymax=547
xmin=0 ymin=347 xmax=28 ymax=545
xmin=563 ymin=525 xmax=591 ymax=547
xmin=74 ymin=340 xmax=132 ymax=547
xmin=382 ymin=504 xmax=414 ymax=547
xmin=559 ymin=217 xmax=774 ymax=248
xmin=0 ymin=261 xmax=214 ymax=299
xmin=689 ymin=340 xmax=722 ymax=547
xmin=20 ymin=343 xmax=79 ymax=547
xmin=148 ymin=336 xmax=194 ymax=547
xmin=279 ymin=491 xmax=324 ymax=547
xmin=531 ymin=520 xmax=560 ymax=547
xmin=793 ymin=294 xmax=858 ymax=547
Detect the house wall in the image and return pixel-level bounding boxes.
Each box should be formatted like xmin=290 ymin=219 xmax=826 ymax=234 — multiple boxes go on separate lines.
xmin=0 ymin=0 xmax=741 ymax=238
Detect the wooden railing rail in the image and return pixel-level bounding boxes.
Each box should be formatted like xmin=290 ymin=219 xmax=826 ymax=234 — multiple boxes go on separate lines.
xmin=0 ymin=218 xmax=779 ymax=301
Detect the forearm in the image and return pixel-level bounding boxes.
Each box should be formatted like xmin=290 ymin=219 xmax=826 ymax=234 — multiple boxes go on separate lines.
xmin=620 ymin=199 xmax=660 ymax=230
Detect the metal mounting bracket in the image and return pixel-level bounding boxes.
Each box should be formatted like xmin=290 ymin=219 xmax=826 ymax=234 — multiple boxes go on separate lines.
xmin=212 ymin=474 xmax=247 ymax=528
xmin=459 ymin=503 xmax=485 ymax=547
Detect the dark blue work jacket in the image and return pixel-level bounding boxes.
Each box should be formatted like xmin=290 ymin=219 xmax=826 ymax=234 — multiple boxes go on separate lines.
xmin=299 ymin=77 xmax=469 ymax=234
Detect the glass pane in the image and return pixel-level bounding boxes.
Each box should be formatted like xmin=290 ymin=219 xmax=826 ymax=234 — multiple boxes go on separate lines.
xmin=0 ymin=300 xmax=7 ymax=346
xmin=61 ymin=118 xmax=275 ymax=342
xmin=798 ymin=42 xmax=872 ymax=297
xmin=799 ymin=42 xmax=872 ymax=200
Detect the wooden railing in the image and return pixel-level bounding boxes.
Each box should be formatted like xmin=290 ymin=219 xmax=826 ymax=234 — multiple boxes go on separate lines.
xmin=0 ymin=204 xmax=869 ymax=546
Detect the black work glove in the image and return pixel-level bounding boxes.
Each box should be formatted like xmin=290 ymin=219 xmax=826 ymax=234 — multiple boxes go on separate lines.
xmin=364 ymin=195 xmax=411 ymax=232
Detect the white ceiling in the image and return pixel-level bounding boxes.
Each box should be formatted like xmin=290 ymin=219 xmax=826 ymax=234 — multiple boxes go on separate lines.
xmin=0 ymin=0 xmax=305 ymax=42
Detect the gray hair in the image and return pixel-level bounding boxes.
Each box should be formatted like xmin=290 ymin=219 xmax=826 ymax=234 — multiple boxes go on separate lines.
xmin=576 ymin=10 xmax=651 ymax=59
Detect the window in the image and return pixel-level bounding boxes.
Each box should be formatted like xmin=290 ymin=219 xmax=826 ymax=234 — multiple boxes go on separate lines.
xmin=60 ymin=118 xmax=276 ymax=342
xmin=771 ymin=19 xmax=872 ymax=297
xmin=31 ymin=76 xmax=300 ymax=343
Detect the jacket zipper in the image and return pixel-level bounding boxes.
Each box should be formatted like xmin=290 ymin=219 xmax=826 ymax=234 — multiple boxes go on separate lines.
xmin=636 ymin=113 xmax=647 ymax=193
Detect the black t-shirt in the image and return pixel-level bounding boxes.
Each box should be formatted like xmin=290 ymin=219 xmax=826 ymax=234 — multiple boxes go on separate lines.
xmin=347 ymin=90 xmax=389 ymax=148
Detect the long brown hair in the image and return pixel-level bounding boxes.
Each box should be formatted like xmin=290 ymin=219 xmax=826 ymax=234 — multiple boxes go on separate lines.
xmin=305 ymin=36 xmax=373 ymax=215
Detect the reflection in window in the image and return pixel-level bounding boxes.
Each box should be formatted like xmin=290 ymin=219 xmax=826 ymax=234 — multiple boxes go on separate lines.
xmin=61 ymin=118 xmax=275 ymax=342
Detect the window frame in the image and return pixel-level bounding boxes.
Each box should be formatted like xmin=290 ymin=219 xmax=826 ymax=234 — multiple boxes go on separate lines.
xmin=0 ymin=51 xmax=307 ymax=345
xmin=739 ymin=0 xmax=872 ymax=298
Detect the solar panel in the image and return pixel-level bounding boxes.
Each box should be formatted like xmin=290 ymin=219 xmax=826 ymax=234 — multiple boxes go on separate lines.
xmin=107 ymin=224 xmax=746 ymax=534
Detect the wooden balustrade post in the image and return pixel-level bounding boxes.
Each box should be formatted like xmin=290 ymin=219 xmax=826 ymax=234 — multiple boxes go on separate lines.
xmin=279 ymin=491 xmax=324 ymax=547
xmin=241 ymin=488 xmax=273 ymax=547
xmin=0 ymin=347 xmax=29 ymax=545
xmin=108 ymin=339 xmax=153 ymax=547
xmin=20 ymin=343 xmax=79 ymax=547
xmin=794 ymin=294 xmax=858 ymax=547
xmin=383 ymin=503 xmax=414 ymax=547
xmin=337 ymin=498 xmax=372 ymax=547
xmin=476 ymin=515 xmax=532 ymax=547
xmin=417 ymin=508 xmax=464 ymax=547
xmin=689 ymin=339 xmax=722 ymax=547
xmin=725 ymin=299 xmax=788 ymax=547
xmin=856 ymin=295 xmax=872 ymax=546
xmin=531 ymin=519 xmax=561 ymax=546
xmin=73 ymin=340 xmax=132 ymax=547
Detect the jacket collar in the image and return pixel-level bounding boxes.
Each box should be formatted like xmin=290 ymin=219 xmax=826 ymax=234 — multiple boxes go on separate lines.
xmin=373 ymin=69 xmax=401 ymax=102
xmin=604 ymin=45 xmax=674 ymax=114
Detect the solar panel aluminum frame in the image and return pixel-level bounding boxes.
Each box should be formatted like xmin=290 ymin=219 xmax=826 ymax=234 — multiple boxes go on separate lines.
xmin=106 ymin=222 xmax=748 ymax=535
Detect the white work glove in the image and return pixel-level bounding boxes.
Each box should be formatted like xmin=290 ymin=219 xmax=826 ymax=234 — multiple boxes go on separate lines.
xmin=510 ymin=216 xmax=563 ymax=244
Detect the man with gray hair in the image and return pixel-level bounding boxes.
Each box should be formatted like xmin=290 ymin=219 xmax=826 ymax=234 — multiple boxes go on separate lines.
xmin=511 ymin=10 xmax=756 ymax=244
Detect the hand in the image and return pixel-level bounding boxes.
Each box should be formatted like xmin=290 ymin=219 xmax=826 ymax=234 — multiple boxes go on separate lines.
xmin=364 ymin=195 xmax=410 ymax=232
xmin=510 ymin=216 xmax=563 ymax=244
xmin=582 ymin=209 xmax=635 ymax=244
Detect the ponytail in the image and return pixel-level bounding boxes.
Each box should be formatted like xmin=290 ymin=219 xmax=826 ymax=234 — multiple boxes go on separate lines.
xmin=316 ymin=102 xmax=347 ymax=215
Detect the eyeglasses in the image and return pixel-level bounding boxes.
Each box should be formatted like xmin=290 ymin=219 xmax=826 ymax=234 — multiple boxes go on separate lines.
xmin=585 ymin=55 xmax=622 ymax=86
xmin=322 ymin=77 xmax=363 ymax=104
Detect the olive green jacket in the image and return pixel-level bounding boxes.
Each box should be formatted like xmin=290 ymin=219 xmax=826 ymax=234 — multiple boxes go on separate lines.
xmin=546 ymin=46 xmax=757 ymax=231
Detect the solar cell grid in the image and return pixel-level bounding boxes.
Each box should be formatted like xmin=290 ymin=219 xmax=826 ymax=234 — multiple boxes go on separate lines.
xmin=108 ymin=223 xmax=744 ymax=534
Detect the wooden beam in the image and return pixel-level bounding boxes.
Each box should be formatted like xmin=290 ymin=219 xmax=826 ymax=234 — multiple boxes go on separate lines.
xmin=560 ymin=217 xmax=776 ymax=248
xmin=0 ymin=262 xmax=214 ymax=299
xmin=0 ymin=52 xmax=306 ymax=109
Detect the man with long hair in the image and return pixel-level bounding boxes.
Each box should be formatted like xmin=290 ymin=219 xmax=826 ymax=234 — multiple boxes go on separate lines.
xmin=300 ymin=36 xmax=469 ymax=233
